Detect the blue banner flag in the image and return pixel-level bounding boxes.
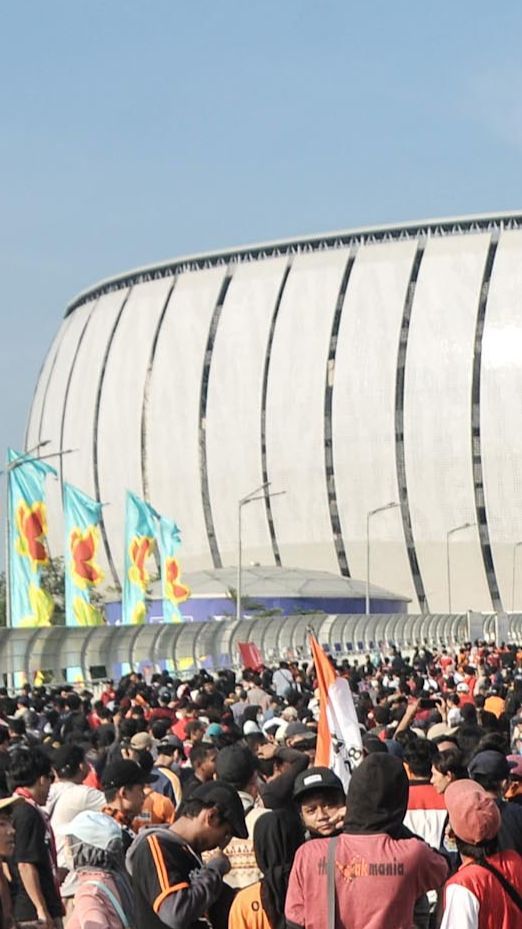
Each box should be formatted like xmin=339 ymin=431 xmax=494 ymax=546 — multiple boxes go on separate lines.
xmin=63 ymin=483 xmax=105 ymax=626
xmin=158 ymin=516 xmax=190 ymax=623
xmin=8 ymin=449 xmax=56 ymax=627
xmin=123 ymin=491 xmax=159 ymax=625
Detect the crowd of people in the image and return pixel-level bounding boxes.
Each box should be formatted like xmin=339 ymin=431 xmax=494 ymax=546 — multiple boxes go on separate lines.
xmin=0 ymin=640 xmax=521 ymax=929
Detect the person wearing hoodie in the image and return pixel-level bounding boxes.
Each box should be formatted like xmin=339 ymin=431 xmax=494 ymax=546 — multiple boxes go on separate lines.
xmin=285 ymin=754 xmax=448 ymax=929
xmin=228 ymin=810 xmax=304 ymax=929
xmin=56 ymin=810 xmax=134 ymax=929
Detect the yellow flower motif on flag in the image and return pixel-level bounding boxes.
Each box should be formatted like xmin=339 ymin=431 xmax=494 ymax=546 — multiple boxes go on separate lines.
xmin=73 ymin=596 xmax=104 ymax=626
xmin=69 ymin=526 xmax=104 ymax=590
xmin=128 ymin=536 xmax=154 ymax=592
xmin=164 ymin=557 xmax=190 ymax=605
xmin=19 ymin=583 xmax=54 ymax=627
xmin=131 ymin=601 xmax=147 ymax=625
xmin=15 ymin=501 xmax=49 ymax=570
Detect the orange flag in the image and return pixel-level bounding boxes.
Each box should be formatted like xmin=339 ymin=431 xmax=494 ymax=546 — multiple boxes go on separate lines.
xmin=310 ymin=635 xmax=363 ymax=789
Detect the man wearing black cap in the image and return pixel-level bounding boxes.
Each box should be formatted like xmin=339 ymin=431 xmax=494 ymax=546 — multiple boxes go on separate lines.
xmin=127 ymin=779 xmax=248 ymax=929
xmin=101 ymin=759 xmax=156 ymax=852
xmin=293 ymin=767 xmax=345 ymax=839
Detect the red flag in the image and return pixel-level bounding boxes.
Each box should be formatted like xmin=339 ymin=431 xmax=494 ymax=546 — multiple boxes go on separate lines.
xmin=238 ymin=641 xmax=263 ymax=671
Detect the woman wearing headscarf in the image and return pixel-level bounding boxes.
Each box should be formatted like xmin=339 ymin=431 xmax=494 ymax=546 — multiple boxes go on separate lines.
xmin=57 ymin=809 xmax=134 ymax=929
xmin=228 ymin=809 xmax=304 ymax=929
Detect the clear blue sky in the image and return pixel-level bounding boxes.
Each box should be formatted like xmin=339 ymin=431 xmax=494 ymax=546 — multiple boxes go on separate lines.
xmin=1 ymin=1 xmax=521 ymax=467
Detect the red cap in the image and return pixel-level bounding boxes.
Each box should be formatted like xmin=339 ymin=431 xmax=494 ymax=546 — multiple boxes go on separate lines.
xmin=445 ymin=779 xmax=501 ymax=844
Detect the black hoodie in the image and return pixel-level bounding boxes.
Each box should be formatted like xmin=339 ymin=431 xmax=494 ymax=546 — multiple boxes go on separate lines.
xmin=344 ymin=753 xmax=410 ymax=838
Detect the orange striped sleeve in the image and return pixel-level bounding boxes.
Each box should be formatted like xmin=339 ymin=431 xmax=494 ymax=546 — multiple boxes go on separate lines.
xmin=148 ymin=834 xmax=170 ymax=891
xmin=147 ymin=834 xmax=190 ymax=915
xmin=153 ymin=882 xmax=190 ymax=913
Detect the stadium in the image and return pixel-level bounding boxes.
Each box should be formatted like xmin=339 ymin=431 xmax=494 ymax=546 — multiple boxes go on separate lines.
xmin=25 ymin=212 xmax=522 ymax=618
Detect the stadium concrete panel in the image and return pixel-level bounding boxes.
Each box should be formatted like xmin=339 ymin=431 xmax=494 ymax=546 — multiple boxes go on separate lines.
xmin=332 ymin=239 xmax=418 ymax=607
xmin=265 ymin=248 xmax=349 ymax=571
xmin=206 ymin=256 xmax=288 ymax=568
xmin=96 ymin=278 xmax=173 ymax=584
xmin=403 ymin=233 xmax=492 ymax=614
xmin=145 ymin=267 xmax=227 ymax=569
xmin=482 ymin=230 xmax=522 ymax=610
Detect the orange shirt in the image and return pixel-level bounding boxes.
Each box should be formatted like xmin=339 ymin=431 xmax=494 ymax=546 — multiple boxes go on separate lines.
xmin=228 ymin=881 xmax=270 ymax=929
xmin=132 ymin=788 xmax=176 ymax=832
xmin=484 ymin=695 xmax=506 ymax=719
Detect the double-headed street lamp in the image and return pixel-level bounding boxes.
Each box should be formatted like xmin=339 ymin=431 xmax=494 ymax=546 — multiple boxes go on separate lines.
xmin=237 ymin=482 xmax=285 ymax=622
xmin=446 ymin=521 xmax=475 ymax=613
xmin=366 ymin=501 xmax=400 ymax=615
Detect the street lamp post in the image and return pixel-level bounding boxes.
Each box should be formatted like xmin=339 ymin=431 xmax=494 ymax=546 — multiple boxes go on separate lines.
xmin=511 ymin=541 xmax=522 ymax=612
xmin=365 ymin=502 xmax=400 ymax=616
xmin=4 ymin=445 xmax=77 ymax=627
xmin=237 ymin=482 xmax=285 ymax=623
xmin=446 ymin=521 xmax=475 ymax=614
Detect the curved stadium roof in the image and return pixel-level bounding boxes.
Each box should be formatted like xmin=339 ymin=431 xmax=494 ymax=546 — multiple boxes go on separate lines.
xmin=66 ymin=210 xmax=522 ymax=315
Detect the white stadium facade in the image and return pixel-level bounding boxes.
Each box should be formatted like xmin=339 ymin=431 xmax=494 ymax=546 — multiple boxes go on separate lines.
xmin=25 ymin=212 xmax=522 ymax=617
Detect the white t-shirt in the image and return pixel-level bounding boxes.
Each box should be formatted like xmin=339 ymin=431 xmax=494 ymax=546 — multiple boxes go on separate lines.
xmin=48 ymin=781 xmax=105 ymax=868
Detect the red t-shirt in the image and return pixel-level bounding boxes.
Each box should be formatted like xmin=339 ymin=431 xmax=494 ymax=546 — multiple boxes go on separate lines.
xmin=286 ymin=831 xmax=448 ymax=929
xmin=441 ymin=851 xmax=522 ymax=929
xmin=171 ymin=717 xmax=189 ymax=740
